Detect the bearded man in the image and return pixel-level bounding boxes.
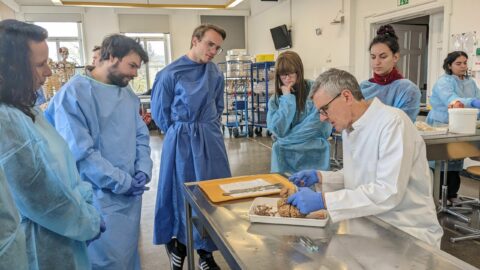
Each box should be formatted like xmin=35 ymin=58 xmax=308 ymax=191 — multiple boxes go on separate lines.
xmin=45 ymin=34 xmax=153 ymax=270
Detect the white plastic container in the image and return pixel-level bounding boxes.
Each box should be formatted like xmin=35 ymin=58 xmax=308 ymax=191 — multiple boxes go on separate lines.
xmin=227 ymin=49 xmax=247 ymax=56
xmin=448 ymin=108 xmax=479 ymax=134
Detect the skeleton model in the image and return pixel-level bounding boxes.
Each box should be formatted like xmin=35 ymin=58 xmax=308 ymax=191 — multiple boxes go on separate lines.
xmin=44 ymin=47 xmax=76 ymax=99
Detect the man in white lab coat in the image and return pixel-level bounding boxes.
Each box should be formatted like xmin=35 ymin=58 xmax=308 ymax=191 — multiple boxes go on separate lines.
xmin=287 ymin=68 xmax=443 ymax=247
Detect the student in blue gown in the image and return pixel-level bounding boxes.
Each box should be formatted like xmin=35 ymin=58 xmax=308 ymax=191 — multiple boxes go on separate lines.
xmin=360 ymin=24 xmax=421 ymax=122
xmin=0 ymin=19 xmax=103 ymax=270
xmin=427 ymin=51 xmax=480 ymax=202
xmin=267 ymin=51 xmax=332 ymax=173
xmin=151 ymin=24 xmax=230 ymax=270
xmin=0 ymin=171 xmax=28 ymax=270
xmin=45 ymin=35 xmax=152 ymax=270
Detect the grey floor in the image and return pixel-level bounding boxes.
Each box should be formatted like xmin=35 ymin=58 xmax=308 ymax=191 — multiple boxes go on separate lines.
xmin=139 ymin=130 xmax=480 ymax=269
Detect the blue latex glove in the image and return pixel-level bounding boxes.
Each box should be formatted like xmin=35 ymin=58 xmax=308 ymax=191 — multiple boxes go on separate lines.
xmin=134 ymin=171 xmax=148 ymax=185
xmin=471 ymin=99 xmax=480 ymax=109
xmin=125 ymin=172 xmax=150 ymax=196
xmin=288 ymin=170 xmax=319 ymax=187
xmin=287 ymin=187 xmax=325 ymax=214
xmin=87 ymin=217 xmax=106 ymax=246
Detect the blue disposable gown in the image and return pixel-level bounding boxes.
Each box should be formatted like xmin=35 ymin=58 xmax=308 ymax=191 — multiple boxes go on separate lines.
xmin=0 ymin=105 xmax=101 ymax=270
xmin=426 ymin=74 xmax=480 ymax=171
xmin=151 ymin=55 xmax=231 ymax=251
xmin=426 ymin=74 xmax=480 ymax=125
xmin=35 ymin=87 xmax=46 ymax=106
xmin=45 ymin=75 xmax=153 ymax=270
xmin=0 ymin=171 xmax=27 ymax=270
xmin=360 ymin=79 xmax=421 ymax=122
xmin=267 ymin=80 xmax=332 ymax=173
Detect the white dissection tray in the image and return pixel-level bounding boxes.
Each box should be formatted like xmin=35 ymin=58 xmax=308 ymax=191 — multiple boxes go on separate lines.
xmin=248 ymin=197 xmax=329 ymax=227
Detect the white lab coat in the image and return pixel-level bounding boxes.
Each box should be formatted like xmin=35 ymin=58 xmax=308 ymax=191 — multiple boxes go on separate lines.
xmin=321 ymin=98 xmax=443 ymax=247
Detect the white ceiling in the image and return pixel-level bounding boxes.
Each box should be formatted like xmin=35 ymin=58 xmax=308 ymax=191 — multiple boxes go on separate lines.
xmin=14 ymin=0 xmax=250 ymax=8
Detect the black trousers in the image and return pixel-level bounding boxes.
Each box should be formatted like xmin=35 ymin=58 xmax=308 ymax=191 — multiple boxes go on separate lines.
xmin=439 ymin=171 xmax=461 ymax=199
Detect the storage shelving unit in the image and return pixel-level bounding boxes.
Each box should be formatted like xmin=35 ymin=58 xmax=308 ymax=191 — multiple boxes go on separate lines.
xmin=250 ymin=61 xmax=275 ymax=136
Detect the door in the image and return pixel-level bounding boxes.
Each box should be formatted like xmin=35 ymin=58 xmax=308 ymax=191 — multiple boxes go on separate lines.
xmin=371 ymin=24 xmax=428 ymax=91
xmin=427 ymin=12 xmax=444 ymax=104
xmin=392 ymin=24 xmax=428 ymax=89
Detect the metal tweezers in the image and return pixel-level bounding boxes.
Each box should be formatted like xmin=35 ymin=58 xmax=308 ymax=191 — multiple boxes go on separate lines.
xmin=222 ymin=183 xmax=283 ymax=196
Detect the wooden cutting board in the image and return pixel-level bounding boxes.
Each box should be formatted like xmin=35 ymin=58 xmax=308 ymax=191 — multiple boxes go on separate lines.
xmin=198 ymin=174 xmax=295 ymax=203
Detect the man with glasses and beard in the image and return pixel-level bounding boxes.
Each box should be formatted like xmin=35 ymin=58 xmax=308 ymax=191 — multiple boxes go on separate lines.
xmin=151 ymin=24 xmax=230 ymax=270
xmin=45 ymin=34 xmax=153 ymax=270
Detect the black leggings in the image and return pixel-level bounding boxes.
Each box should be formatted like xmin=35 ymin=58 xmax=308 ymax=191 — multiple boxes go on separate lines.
xmin=439 ymin=171 xmax=461 ymax=199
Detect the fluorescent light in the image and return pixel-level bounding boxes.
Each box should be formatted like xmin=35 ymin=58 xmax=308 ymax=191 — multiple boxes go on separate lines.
xmin=227 ymin=0 xmax=244 ymax=8
xmin=60 ymin=1 xmax=222 ymax=9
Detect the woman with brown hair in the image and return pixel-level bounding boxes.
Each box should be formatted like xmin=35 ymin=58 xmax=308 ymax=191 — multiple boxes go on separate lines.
xmin=360 ymin=24 xmax=421 ymax=122
xmin=0 ymin=19 xmax=103 ymax=269
xmin=267 ymin=51 xmax=332 ymax=173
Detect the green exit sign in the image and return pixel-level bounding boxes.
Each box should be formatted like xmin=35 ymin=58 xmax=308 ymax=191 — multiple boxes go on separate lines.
xmin=398 ymin=0 xmax=409 ymax=6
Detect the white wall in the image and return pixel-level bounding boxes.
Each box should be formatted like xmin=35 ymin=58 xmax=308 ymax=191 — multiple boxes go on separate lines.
xmin=0 ymin=1 xmax=16 ymax=19
xmin=168 ymin=10 xmax=199 ymax=60
xmin=247 ymin=0 xmax=480 ymax=82
xmin=352 ymin=0 xmax=446 ymax=81
xmin=352 ymin=0 xmax=480 ymax=81
xmin=16 ymin=0 xmax=480 ymax=81
xmin=83 ymin=8 xmax=200 ymax=62
xmin=449 ymin=0 xmax=480 ymax=36
xmin=247 ymin=0 xmax=353 ymax=80
xmin=18 ymin=6 xmax=248 ymax=64
xmin=83 ymin=7 xmax=119 ymax=59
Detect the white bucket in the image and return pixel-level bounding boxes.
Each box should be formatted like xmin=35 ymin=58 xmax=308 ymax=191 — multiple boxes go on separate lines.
xmin=448 ymin=108 xmax=478 ymax=134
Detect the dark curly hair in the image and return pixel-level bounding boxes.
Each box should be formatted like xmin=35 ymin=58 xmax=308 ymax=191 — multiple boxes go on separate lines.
xmin=442 ymin=51 xmax=468 ymax=75
xmin=369 ymin=24 xmax=399 ymax=54
xmin=0 ymin=19 xmax=48 ymax=121
xmin=100 ymin=34 xmax=149 ymax=64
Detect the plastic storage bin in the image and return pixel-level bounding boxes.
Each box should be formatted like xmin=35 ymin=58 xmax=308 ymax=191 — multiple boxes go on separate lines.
xmin=448 ymin=108 xmax=478 ymax=134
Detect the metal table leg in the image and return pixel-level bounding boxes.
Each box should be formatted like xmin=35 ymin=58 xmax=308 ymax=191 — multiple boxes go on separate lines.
xmin=437 ymin=161 xmax=471 ymax=223
xmin=433 ymin=160 xmax=441 ymax=207
xmin=185 ymin=197 xmax=195 ymax=270
xmin=450 ymin=224 xmax=480 ymax=243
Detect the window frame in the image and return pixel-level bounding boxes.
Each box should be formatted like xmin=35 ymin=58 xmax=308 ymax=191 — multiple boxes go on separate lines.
xmin=125 ymin=33 xmax=171 ymax=94
xmin=32 ymin=22 xmax=85 ymax=66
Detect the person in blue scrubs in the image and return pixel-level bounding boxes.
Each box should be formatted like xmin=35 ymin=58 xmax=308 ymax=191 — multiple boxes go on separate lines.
xmin=85 ymin=45 xmax=101 ymax=74
xmin=360 ymin=24 xmax=421 ymax=122
xmin=0 ymin=19 xmax=102 ymax=270
xmin=45 ymin=35 xmax=152 ymax=270
xmin=151 ymin=24 xmax=230 ymax=270
xmin=267 ymin=51 xmax=332 ymax=173
xmin=427 ymin=51 xmax=480 ymax=123
xmin=427 ymin=51 xmax=480 ymax=201
xmin=0 ymin=171 xmax=28 ymax=270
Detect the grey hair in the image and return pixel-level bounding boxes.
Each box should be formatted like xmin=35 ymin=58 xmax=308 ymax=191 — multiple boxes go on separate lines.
xmin=310 ymin=68 xmax=364 ymax=101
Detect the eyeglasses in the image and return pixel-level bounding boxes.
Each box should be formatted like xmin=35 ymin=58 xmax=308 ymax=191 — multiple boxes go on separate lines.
xmin=280 ymin=72 xmax=296 ymax=79
xmin=318 ymin=93 xmax=341 ymax=117
xmin=201 ymin=39 xmax=223 ymax=55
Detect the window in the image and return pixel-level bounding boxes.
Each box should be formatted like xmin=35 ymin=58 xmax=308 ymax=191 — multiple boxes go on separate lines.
xmin=125 ymin=33 xmax=171 ymax=95
xmin=34 ymin=22 xmax=85 ymax=66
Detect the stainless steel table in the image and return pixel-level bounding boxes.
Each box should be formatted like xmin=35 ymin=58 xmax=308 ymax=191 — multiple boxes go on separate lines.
xmin=423 ymin=130 xmax=480 ymax=203
xmin=183 ymin=182 xmax=476 ymax=270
